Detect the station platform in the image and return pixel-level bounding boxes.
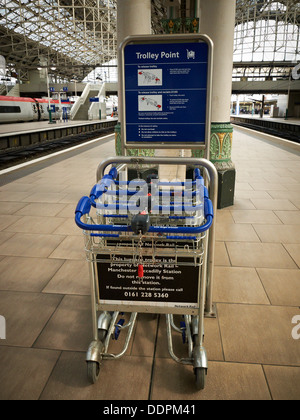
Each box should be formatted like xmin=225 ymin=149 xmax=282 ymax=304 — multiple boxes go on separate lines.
xmin=231 ymin=115 xmax=300 ymax=126
xmin=231 ymin=115 xmax=300 ymax=144
xmin=0 ymin=118 xmax=118 ymax=150
xmin=0 ymin=127 xmax=299 ymax=400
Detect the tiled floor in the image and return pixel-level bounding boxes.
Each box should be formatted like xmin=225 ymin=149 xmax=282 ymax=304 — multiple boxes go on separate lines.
xmin=0 ymin=127 xmax=299 ymax=400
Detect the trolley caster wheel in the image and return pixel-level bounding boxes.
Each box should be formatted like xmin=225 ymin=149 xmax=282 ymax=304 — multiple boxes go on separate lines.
xmin=87 ymin=361 xmax=100 ymax=384
xmin=194 ymin=367 xmax=207 ymax=390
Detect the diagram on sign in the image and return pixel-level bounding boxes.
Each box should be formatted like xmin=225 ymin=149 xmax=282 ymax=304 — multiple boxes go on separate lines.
xmin=138 ymin=69 xmax=162 ymax=86
xmin=139 ymin=95 xmax=162 ymax=111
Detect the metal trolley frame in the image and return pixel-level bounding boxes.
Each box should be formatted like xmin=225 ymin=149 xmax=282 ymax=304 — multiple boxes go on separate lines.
xmin=75 ymin=156 xmax=217 ymax=390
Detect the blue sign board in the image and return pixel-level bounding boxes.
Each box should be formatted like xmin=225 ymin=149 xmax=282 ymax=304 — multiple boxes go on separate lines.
xmin=122 ymin=36 xmax=212 ymax=148
xmin=48 ymin=104 xmax=55 ymax=113
xmin=90 ymin=97 xmax=100 ymax=103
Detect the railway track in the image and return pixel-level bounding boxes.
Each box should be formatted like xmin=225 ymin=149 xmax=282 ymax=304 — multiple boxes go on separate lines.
xmin=231 ymin=118 xmax=300 ymax=144
xmin=0 ymin=125 xmax=115 ymax=170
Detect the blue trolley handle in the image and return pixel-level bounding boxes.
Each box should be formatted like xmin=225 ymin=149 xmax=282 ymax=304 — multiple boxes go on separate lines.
xmin=75 ymin=195 xmax=214 ymax=234
xmin=89 ymin=167 xmax=118 ymax=201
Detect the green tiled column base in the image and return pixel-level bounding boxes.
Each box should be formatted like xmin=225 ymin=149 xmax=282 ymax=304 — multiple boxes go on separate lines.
xmin=115 ymin=123 xmax=122 ymax=156
xmin=192 ymin=122 xmax=236 ymax=209
xmin=209 ymin=122 xmax=234 ymax=171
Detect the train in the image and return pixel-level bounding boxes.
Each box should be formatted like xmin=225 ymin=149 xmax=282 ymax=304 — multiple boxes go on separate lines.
xmin=0 ymin=95 xmax=71 ymax=123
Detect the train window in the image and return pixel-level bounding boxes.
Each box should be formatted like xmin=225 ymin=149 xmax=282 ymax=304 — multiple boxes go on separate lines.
xmin=0 ymin=105 xmax=21 ymax=113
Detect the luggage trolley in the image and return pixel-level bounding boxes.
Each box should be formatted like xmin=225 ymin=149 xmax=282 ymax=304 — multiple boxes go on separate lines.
xmin=75 ymin=156 xmax=217 ymax=390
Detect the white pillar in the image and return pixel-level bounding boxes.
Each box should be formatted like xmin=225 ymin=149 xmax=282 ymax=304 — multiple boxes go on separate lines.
xmin=200 ymin=0 xmax=236 ymax=123
xmin=117 ymin=0 xmax=151 ymax=48
xmin=116 ymin=0 xmax=151 ymax=157
xmin=117 ymin=0 xmax=151 ymax=131
xmin=200 ymin=0 xmax=236 ymax=208
xmin=117 ymin=0 xmax=151 ymax=120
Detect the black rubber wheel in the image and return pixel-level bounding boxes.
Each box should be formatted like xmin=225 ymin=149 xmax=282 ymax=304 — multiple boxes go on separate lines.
xmin=87 ymin=361 xmax=100 ymax=384
xmin=194 ymin=367 xmax=207 ymax=390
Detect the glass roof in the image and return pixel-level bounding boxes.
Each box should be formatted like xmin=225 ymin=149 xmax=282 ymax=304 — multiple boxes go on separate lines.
xmin=0 ymin=0 xmax=118 ymax=81
xmin=0 ymin=0 xmax=299 ymax=83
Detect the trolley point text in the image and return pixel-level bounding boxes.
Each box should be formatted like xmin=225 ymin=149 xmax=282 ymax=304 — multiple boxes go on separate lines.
xmin=135 ymin=51 xmax=180 ymax=61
